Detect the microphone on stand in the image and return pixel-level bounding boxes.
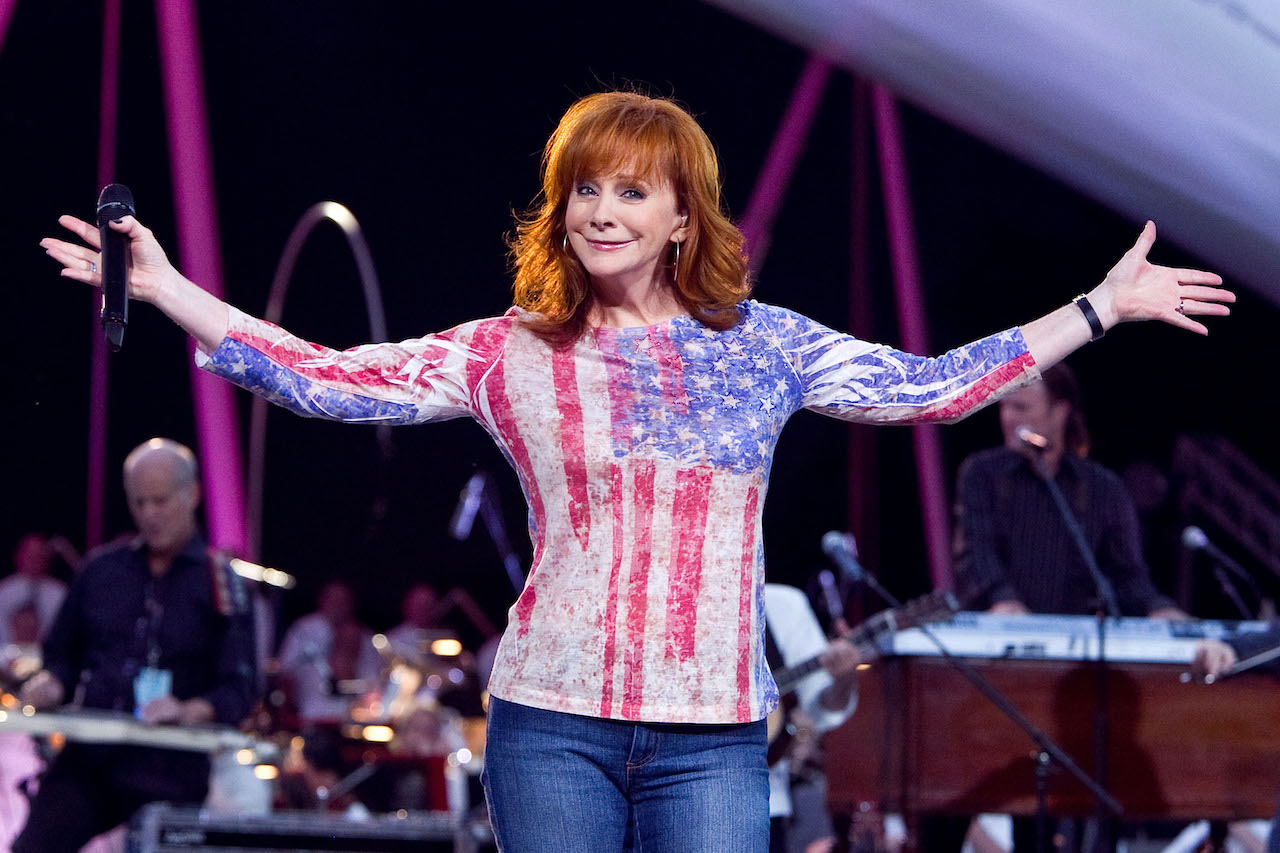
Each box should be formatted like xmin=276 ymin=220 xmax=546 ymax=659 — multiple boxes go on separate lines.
xmin=821 ymin=531 xmax=865 ymax=584
xmin=816 ymin=569 xmax=846 ymax=624
xmin=96 ymin=183 xmax=135 ymax=351
xmin=1182 ymin=525 xmax=1261 ymax=617
xmin=1015 ymin=425 xmax=1050 ymax=453
xmin=1182 ymin=526 xmax=1256 ymax=584
xmin=449 ymin=472 xmax=488 ymax=540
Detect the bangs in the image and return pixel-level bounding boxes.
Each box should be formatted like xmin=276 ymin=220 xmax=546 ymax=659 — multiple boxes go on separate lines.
xmin=550 ymin=104 xmax=681 ymax=192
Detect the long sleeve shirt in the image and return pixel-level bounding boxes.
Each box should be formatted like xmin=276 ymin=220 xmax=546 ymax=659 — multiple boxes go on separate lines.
xmin=41 ymin=535 xmax=257 ymax=725
xmin=198 ymin=299 xmax=1036 ymax=723
xmin=952 ymin=447 xmax=1176 ymax=616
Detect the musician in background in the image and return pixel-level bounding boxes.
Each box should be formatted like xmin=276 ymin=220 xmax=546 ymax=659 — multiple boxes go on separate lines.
xmin=385 ymin=582 xmax=449 ymax=661
xmin=0 ymin=532 xmax=76 ymax=648
xmin=764 ymin=582 xmax=861 ymax=853
xmin=276 ymin=578 xmax=380 ymax=725
xmin=13 ymin=438 xmax=257 ymax=853
xmin=952 ymin=363 xmax=1186 ymax=620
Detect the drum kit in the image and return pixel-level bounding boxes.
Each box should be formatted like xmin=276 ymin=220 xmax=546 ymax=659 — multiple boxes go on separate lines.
xmin=257 ymin=627 xmax=490 ymax=821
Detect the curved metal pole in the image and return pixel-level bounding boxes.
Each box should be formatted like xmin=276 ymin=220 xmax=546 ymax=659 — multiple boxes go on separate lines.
xmin=246 ymin=202 xmax=390 ymax=560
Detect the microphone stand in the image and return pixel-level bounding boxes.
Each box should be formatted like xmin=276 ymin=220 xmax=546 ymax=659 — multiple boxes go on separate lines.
xmin=477 ymin=486 xmax=525 ymax=594
xmin=1211 ymin=565 xmax=1253 ymax=620
xmin=1026 ymin=450 xmax=1120 ymax=853
xmin=845 ymin=558 xmax=1122 ymax=853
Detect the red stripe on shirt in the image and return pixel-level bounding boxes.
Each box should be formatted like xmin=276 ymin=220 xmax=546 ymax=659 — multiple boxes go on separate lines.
xmin=552 ymin=346 xmax=591 ymax=552
xmin=468 ymin=320 xmax=548 ymax=578
xmin=736 ymin=486 xmax=760 ymax=722
xmin=664 ymin=466 xmax=714 ymax=662
xmin=621 ymin=460 xmax=656 ymax=720
xmin=599 ymin=463 xmax=626 ymax=718
xmin=927 ymin=352 xmax=1036 ymax=423
xmin=228 ymin=326 xmax=454 ymax=392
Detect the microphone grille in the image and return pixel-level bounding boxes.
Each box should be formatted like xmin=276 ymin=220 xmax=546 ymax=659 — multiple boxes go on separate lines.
xmin=97 ymin=183 xmax=136 ymax=214
xmin=821 ymin=530 xmax=853 ymax=558
xmin=1181 ymin=525 xmax=1209 ymax=550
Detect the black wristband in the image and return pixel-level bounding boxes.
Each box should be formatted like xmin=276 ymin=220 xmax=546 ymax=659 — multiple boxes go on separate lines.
xmin=1073 ymin=294 xmax=1105 ymax=341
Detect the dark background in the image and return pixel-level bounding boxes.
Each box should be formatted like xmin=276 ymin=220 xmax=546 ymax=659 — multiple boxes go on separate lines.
xmin=4 ymin=1 xmax=1275 ymax=641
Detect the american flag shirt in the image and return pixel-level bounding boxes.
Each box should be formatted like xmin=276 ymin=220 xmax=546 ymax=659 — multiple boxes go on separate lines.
xmin=199 ymin=300 xmax=1037 ymax=723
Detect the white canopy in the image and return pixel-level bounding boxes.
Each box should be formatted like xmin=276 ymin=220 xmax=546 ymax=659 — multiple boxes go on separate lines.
xmin=707 ymin=0 xmax=1280 ymax=302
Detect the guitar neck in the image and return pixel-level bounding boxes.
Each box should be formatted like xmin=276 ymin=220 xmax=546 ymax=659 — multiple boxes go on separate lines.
xmin=770 ymin=591 xmax=956 ymax=696
xmin=772 ymin=626 xmax=877 ymax=696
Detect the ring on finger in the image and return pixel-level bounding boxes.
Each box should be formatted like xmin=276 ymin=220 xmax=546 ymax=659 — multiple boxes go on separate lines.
xmin=89 ymin=261 xmax=97 ymax=274
xmin=1176 ymin=298 xmax=1185 ymax=314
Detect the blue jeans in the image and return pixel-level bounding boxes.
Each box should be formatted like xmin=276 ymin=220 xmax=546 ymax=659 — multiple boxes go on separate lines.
xmin=482 ymin=697 xmax=770 ymax=853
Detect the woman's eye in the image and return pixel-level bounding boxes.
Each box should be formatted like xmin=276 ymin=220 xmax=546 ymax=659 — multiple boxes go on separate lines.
xmin=575 ymin=185 xmax=597 ymax=196
xmin=622 ymin=188 xmax=646 ymax=200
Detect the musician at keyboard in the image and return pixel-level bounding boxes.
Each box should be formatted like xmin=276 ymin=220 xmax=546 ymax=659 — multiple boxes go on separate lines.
xmin=12 ymin=438 xmax=257 ymax=853
xmin=952 ymin=364 xmax=1186 ymax=621
xmin=926 ymin=365 xmax=1187 ymax=852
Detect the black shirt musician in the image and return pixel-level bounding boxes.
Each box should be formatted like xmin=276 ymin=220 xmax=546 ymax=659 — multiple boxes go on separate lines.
xmin=14 ymin=438 xmax=256 ymax=853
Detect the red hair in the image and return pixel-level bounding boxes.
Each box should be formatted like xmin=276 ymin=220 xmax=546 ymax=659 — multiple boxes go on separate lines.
xmin=510 ymin=91 xmax=751 ymax=343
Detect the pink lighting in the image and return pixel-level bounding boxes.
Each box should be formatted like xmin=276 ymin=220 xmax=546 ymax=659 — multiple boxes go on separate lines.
xmin=741 ymin=56 xmax=831 ymax=275
xmin=0 ymin=0 xmax=17 ymax=52
xmin=872 ymin=84 xmax=951 ymax=590
xmin=154 ymin=0 xmax=247 ymax=555
xmin=85 ymin=0 xmax=123 ymax=550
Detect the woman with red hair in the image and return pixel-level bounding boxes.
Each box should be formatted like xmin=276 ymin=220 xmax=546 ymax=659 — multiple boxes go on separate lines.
xmin=42 ymin=90 xmax=1231 ymax=851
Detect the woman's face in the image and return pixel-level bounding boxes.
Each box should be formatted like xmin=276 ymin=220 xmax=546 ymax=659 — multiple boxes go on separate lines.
xmin=564 ymin=170 xmax=688 ymax=292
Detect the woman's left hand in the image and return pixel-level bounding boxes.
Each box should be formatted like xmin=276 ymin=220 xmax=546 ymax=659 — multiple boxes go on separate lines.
xmin=1090 ymin=221 xmax=1234 ymax=335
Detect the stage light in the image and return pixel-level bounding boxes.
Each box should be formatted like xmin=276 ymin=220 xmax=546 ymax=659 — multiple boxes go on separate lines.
xmin=361 ymin=725 xmax=395 ymax=743
xmin=229 ymin=558 xmax=297 ymax=589
xmin=430 ymin=638 xmax=463 ymax=656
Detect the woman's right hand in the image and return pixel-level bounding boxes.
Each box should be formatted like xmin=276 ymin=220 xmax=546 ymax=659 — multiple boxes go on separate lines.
xmin=40 ymin=214 xmax=231 ymax=349
xmin=40 ymin=214 xmax=180 ymax=304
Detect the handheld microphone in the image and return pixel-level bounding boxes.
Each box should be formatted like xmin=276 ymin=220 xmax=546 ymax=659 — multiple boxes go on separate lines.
xmin=821 ymin=531 xmax=864 ymax=583
xmin=96 ymin=183 xmax=135 ymax=351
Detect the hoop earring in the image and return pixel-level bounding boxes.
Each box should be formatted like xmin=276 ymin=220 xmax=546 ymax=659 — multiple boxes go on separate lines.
xmin=562 ymin=234 xmax=569 ymax=253
xmin=672 ymin=240 xmax=681 ymax=284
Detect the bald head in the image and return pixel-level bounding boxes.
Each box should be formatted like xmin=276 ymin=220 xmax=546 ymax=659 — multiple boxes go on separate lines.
xmin=123 ymin=438 xmax=201 ymax=558
xmin=123 ymin=438 xmax=199 ymax=487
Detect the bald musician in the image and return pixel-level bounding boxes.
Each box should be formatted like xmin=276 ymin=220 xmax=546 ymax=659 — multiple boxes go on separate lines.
xmin=13 ymin=438 xmax=256 ymax=852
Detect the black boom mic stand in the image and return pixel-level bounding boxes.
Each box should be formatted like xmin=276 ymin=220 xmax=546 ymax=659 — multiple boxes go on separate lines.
xmin=824 ymin=533 xmax=1122 ymax=853
xmin=1019 ymin=429 xmax=1122 ymax=853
